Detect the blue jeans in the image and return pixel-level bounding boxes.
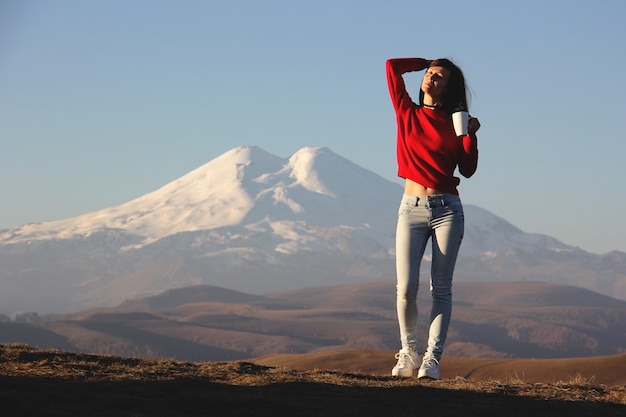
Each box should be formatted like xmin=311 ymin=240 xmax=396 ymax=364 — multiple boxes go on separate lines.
xmin=395 ymin=193 xmax=464 ymax=360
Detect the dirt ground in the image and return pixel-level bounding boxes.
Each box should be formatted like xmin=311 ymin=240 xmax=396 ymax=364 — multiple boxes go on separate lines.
xmin=1 ymin=345 xmax=624 ymax=417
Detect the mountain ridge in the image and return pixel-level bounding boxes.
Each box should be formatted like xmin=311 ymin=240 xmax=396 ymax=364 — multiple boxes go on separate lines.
xmin=1 ymin=145 xmax=625 ymax=314
xmin=2 ymin=280 xmax=625 ymax=361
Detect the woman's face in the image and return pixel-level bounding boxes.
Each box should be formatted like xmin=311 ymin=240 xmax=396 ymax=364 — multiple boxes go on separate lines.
xmin=421 ymin=66 xmax=450 ymax=100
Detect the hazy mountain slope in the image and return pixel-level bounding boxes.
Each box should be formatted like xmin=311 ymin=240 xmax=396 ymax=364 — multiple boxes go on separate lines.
xmin=0 ymin=145 xmax=625 ymax=314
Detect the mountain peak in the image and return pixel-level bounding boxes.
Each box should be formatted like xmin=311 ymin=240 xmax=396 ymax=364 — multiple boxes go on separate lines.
xmin=287 ymin=147 xmax=337 ymax=196
xmin=216 ymin=145 xmax=281 ymax=166
xmin=0 ymin=146 xmax=398 ymax=245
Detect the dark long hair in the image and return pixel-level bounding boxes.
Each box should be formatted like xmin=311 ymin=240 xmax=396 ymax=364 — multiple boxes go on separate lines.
xmin=419 ymin=58 xmax=470 ymax=114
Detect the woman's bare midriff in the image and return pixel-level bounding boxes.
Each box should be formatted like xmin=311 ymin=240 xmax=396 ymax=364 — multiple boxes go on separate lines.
xmin=404 ymin=178 xmax=443 ymax=196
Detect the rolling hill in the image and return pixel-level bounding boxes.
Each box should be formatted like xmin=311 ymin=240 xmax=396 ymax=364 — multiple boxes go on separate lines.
xmin=2 ymin=280 xmax=624 ymax=362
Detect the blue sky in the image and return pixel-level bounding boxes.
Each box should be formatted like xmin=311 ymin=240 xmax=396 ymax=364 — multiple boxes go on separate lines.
xmin=1 ymin=0 xmax=625 ymax=254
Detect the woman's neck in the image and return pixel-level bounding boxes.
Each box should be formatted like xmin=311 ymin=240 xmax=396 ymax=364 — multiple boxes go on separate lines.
xmin=422 ymin=94 xmax=442 ymax=108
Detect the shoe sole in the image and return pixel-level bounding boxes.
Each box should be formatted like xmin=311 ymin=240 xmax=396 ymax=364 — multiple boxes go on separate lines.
xmin=391 ymin=368 xmax=415 ymax=378
xmin=417 ymin=371 xmax=440 ymax=380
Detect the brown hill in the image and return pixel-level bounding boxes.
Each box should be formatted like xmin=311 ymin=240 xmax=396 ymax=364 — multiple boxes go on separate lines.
xmin=253 ymin=349 xmax=626 ymax=385
xmin=1 ymin=281 xmax=625 ymax=362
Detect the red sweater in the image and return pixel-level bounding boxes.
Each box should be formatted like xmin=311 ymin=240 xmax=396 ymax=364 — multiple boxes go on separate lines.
xmin=386 ymin=58 xmax=478 ymax=195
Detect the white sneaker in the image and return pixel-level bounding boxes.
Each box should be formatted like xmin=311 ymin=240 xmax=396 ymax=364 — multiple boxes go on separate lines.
xmin=417 ymin=356 xmax=440 ymax=380
xmin=391 ymin=348 xmax=419 ymax=378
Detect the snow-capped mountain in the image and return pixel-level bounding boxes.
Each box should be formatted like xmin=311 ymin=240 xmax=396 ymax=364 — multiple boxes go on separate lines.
xmin=2 ymin=146 xmax=397 ymax=249
xmin=1 ymin=146 xmax=625 ymax=314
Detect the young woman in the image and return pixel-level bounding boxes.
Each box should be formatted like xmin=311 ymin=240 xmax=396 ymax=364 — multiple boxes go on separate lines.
xmin=386 ymin=57 xmax=480 ymax=379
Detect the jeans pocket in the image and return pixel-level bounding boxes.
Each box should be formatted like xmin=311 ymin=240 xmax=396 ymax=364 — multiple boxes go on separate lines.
xmin=446 ymin=200 xmax=464 ymax=217
xmin=398 ymin=205 xmax=410 ymax=218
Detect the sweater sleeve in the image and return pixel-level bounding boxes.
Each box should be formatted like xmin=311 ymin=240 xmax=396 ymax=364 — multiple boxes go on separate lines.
xmin=458 ymin=133 xmax=478 ymax=178
xmin=386 ymin=58 xmax=430 ymax=112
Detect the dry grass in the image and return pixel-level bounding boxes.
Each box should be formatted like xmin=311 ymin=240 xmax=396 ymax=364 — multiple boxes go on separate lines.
xmin=1 ymin=344 xmax=625 ymax=416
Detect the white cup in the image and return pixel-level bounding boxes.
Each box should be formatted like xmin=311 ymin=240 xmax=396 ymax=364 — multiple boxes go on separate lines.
xmin=452 ymin=111 xmax=469 ymax=136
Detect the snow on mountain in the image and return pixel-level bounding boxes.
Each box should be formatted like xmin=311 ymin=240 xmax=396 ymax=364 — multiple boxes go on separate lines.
xmin=1 ymin=146 xmax=275 ymax=244
xmin=0 ymin=146 xmax=397 ymax=249
xmin=462 ymin=205 xmax=571 ymax=255
xmin=0 ymin=146 xmax=625 ymax=314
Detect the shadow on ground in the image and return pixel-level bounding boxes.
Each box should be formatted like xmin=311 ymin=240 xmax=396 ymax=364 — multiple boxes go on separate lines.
xmin=2 ymin=375 xmax=624 ymax=417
